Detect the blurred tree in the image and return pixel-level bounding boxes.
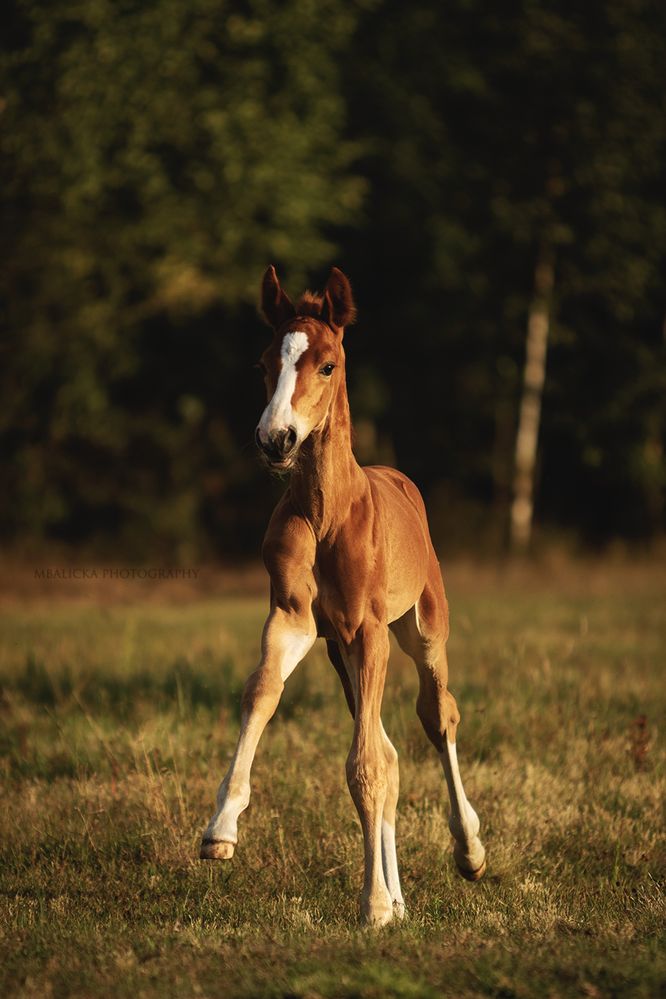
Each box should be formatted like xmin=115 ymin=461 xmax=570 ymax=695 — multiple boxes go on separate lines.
xmin=1 ymin=0 xmax=366 ymax=555
xmin=1 ymin=0 xmax=664 ymax=557
xmin=343 ymin=0 xmax=666 ymax=550
xmin=510 ymin=248 xmax=554 ymax=553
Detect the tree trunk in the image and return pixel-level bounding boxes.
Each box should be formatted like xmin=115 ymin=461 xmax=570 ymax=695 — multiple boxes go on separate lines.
xmin=510 ymin=248 xmax=555 ymax=553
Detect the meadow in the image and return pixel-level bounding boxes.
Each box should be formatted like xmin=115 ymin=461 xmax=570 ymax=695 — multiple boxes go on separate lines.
xmin=0 ymin=557 xmax=664 ymax=998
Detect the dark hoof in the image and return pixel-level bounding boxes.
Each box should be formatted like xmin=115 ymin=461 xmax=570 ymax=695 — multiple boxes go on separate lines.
xmin=457 ymin=857 xmax=487 ymax=882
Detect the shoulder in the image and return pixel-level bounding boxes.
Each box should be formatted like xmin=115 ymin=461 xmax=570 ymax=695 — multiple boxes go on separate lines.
xmin=262 ymin=491 xmax=316 ymax=568
xmin=262 ymin=492 xmax=317 ymax=609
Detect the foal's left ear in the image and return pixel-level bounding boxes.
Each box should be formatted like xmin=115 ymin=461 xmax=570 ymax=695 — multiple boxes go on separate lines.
xmin=261 ymin=265 xmax=295 ymax=329
xmin=323 ymin=267 xmax=356 ymax=332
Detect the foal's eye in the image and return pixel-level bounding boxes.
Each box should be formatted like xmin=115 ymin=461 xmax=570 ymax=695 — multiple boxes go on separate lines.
xmin=254 ymin=361 xmax=267 ymax=376
xmin=320 ymin=363 xmax=336 ymax=377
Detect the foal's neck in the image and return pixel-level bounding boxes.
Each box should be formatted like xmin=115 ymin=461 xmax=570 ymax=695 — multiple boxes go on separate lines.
xmin=290 ymin=369 xmax=364 ymax=539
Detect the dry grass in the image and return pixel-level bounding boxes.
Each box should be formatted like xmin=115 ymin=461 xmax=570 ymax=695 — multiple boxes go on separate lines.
xmin=0 ymin=558 xmax=664 ymax=997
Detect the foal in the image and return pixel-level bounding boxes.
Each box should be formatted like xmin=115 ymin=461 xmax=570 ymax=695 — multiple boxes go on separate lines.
xmin=201 ymin=266 xmax=486 ymax=925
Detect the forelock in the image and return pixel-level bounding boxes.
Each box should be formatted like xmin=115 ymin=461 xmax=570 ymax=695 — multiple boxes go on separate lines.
xmin=294 ymin=291 xmax=324 ymax=318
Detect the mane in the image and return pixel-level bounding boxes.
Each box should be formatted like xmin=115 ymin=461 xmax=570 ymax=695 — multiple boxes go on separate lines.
xmin=295 ymin=290 xmax=324 ymax=318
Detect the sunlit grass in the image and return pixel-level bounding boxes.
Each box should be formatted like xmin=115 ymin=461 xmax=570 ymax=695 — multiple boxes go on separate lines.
xmin=0 ymin=563 xmax=664 ymax=997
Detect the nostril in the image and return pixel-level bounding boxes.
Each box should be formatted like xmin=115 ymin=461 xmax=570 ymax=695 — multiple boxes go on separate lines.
xmin=263 ymin=430 xmax=285 ymax=459
xmin=255 ymin=427 xmax=263 ymax=449
xmin=262 ymin=427 xmax=297 ymax=460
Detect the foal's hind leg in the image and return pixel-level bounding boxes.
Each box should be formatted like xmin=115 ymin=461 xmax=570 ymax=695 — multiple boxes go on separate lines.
xmin=392 ymin=568 xmax=486 ymax=881
xmin=326 ymin=641 xmax=405 ymax=918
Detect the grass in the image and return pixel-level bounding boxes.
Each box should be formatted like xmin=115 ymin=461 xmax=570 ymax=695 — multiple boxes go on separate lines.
xmin=0 ymin=558 xmax=664 ymax=997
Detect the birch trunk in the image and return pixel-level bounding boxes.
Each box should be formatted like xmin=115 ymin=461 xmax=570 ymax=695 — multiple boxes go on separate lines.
xmin=510 ymin=250 xmax=554 ymax=553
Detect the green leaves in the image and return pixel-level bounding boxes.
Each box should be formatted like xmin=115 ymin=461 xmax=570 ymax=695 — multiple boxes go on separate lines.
xmin=1 ymin=0 xmax=665 ymax=551
xmin=1 ymin=0 xmax=365 ymax=547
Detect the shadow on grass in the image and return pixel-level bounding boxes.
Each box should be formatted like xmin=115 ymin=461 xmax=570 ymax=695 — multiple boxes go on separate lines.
xmin=1 ymin=651 xmax=332 ymax=723
xmin=0 ymin=652 xmax=241 ymax=719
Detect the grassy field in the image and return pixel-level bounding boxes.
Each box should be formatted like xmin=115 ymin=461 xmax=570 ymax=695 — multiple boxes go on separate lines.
xmin=0 ymin=558 xmax=664 ymax=998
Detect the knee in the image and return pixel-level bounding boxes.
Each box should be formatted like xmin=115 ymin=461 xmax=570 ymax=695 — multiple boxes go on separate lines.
xmin=346 ymin=747 xmax=388 ymax=800
xmin=445 ymin=690 xmax=461 ymax=733
xmin=241 ymin=667 xmax=284 ymax=713
xmin=417 ymin=689 xmax=460 ymax=752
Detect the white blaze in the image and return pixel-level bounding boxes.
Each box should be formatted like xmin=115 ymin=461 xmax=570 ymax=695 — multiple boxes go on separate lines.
xmin=258 ymin=330 xmax=309 ymax=441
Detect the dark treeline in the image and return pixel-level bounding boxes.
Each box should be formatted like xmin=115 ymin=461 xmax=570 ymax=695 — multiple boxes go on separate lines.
xmin=2 ymin=0 xmax=665 ymax=560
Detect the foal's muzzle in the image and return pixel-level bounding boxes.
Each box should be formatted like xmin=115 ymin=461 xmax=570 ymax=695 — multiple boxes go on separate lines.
xmin=255 ymin=426 xmax=298 ymax=466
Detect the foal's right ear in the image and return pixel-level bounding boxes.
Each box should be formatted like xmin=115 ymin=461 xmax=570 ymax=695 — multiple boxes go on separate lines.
xmin=261 ymin=265 xmax=295 ymax=329
xmin=323 ymin=267 xmax=356 ymax=332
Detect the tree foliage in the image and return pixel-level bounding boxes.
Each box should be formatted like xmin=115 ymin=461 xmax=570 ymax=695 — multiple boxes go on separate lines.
xmin=1 ymin=0 xmax=664 ymax=555
xmin=343 ymin=0 xmax=666 ymax=545
xmin=2 ymin=0 xmax=365 ymax=553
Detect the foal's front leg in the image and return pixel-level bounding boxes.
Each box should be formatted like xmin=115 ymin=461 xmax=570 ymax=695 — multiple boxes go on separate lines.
xmin=344 ymin=623 xmax=395 ymax=927
xmin=327 ymin=639 xmax=405 ymax=919
xmin=379 ymin=722 xmax=405 ymax=918
xmin=200 ymin=604 xmax=315 ymax=859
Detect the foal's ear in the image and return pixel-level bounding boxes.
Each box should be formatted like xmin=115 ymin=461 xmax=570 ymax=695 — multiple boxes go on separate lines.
xmin=261 ymin=265 xmax=295 ymax=329
xmin=323 ymin=267 xmax=356 ymax=332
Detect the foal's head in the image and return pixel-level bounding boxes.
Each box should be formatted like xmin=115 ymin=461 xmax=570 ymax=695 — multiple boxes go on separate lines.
xmin=255 ymin=265 xmax=356 ymax=470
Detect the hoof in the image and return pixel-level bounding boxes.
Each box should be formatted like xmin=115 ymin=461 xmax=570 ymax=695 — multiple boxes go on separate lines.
xmin=454 ymin=838 xmax=486 ymax=882
xmin=361 ymin=895 xmax=395 ymax=928
xmin=456 ymin=857 xmax=486 ymax=882
xmin=200 ymin=839 xmax=235 ymax=860
xmin=363 ymin=906 xmax=394 ymax=928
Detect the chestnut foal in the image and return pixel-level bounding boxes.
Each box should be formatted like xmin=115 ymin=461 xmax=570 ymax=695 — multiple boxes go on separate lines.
xmin=200 ymin=266 xmax=486 ymax=925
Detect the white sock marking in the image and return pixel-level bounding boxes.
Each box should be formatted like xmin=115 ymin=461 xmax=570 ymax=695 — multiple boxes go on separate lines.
xmin=204 ymin=619 xmax=316 ymax=844
xmin=381 ymin=819 xmax=405 ymax=912
xmin=278 ymin=629 xmax=316 ymax=681
xmin=439 ymin=742 xmax=485 ymax=872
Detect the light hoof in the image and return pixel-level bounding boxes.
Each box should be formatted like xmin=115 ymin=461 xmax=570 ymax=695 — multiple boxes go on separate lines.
xmin=393 ymin=900 xmax=406 ymax=920
xmin=200 ymin=839 xmax=235 ymax=860
xmin=362 ymin=906 xmax=394 ymax=928
xmin=361 ymin=893 xmax=395 ymax=928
